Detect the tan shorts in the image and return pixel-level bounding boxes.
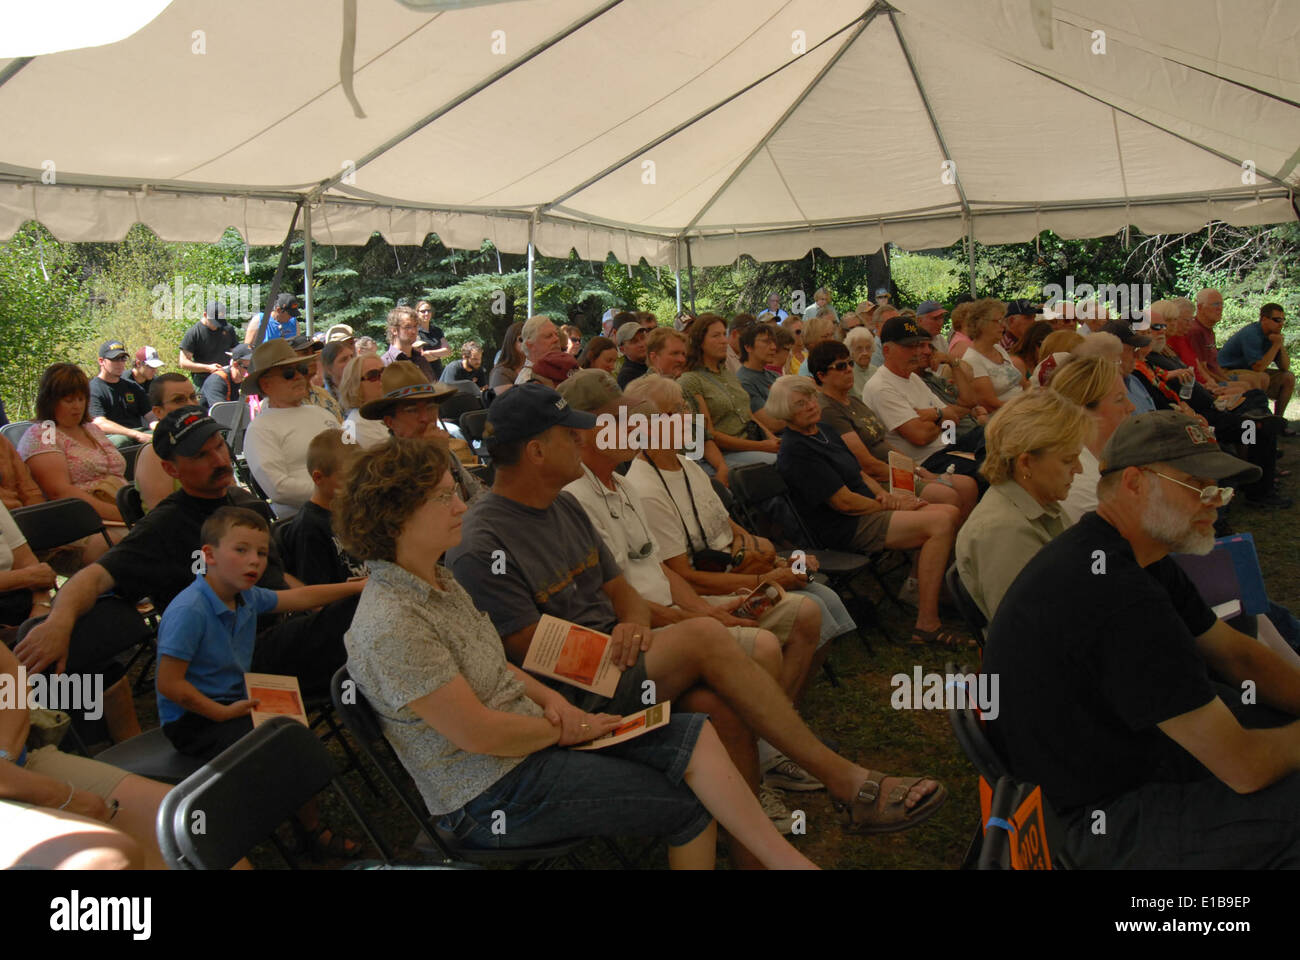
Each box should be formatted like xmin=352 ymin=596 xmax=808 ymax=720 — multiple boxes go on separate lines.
xmin=701 ymin=592 xmax=804 ymax=651
xmin=23 ymin=745 xmax=131 ymax=800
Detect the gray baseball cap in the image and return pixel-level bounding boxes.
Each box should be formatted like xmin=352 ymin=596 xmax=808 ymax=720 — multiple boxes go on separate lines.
xmin=1099 ymin=410 xmax=1261 ymax=484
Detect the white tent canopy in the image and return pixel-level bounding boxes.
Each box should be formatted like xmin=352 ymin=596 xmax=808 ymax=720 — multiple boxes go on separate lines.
xmin=1 ymin=0 xmax=1296 ymax=267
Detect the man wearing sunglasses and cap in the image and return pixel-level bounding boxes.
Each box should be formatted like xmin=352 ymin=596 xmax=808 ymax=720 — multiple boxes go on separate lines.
xmin=985 ymin=409 xmax=1300 ymax=867
xmin=242 ymin=340 xmax=340 ymax=518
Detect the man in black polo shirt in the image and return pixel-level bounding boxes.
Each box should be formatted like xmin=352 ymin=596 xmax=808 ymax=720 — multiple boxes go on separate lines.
xmin=88 ymin=340 xmax=152 ymax=448
xmin=179 ymin=300 xmax=239 ymax=390
xmin=984 ymin=410 xmax=1300 ymax=867
xmin=15 ymin=408 xmax=360 ymax=707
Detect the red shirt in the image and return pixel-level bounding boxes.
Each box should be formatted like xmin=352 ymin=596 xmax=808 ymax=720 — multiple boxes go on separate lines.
xmin=1179 ymin=320 xmax=1221 ymax=383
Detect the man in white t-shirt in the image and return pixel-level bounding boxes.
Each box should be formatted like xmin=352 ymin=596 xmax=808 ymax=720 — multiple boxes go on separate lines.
xmin=861 ymin=315 xmax=985 ymax=482
xmin=241 ymin=339 xmax=341 ymax=518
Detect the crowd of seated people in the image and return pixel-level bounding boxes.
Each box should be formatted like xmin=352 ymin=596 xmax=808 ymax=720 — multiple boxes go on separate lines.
xmin=1 ymin=281 xmax=1294 ymax=872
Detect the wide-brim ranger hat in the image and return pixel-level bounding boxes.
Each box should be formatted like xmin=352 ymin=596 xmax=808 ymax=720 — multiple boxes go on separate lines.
xmin=1099 ymin=410 xmax=1262 ymax=485
xmin=482 ymin=382 xmax=597 ymax=450
xmin=359 ymin=359 xmax=456 ymax=420
xmin=244 ymin=338 xmax=311 ymax=397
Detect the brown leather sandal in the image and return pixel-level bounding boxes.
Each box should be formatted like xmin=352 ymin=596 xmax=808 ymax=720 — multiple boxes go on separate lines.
xmin=833 ymin=770 xmax=948 ymax=835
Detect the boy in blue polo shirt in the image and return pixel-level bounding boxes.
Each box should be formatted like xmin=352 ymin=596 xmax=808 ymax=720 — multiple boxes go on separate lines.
xmin=157 ymin=505 xmax=364 ymax=759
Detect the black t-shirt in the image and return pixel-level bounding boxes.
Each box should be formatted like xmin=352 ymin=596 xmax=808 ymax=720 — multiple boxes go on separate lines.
xmin=88 ymin=376 xmax=149 ymax=429
xmin=278 ymin=501 xmax=364 ymax=585
xmin=418 ymin=326 xmax=446 ymax=379
xmin=99 ymin=488 xmax=285 ymax=622
xmin=440 ymin=360 xmax=488 ymax=390
xmin=983 ymin=511 xmax=1218 ymax=811
xmin=616 ymin=359 xmax=649 ymax=389
xmin=776 ymin=428 xmax=872 ymax=550
xmin=180 ymin=321 xmax=238 ymax=387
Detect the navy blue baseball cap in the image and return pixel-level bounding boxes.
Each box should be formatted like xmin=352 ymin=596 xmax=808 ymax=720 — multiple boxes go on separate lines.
xmin=483 ymin=383 xmax=597 ymax=448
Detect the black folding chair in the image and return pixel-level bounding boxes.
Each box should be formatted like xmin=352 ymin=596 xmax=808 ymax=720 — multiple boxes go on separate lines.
xmin=945 ymin=665 xmax=1072 ymax=870
xmin=95 ymin=728 xmax=204 ymax=785
xmin=116 ymin=484 xmax=145 ymax=528
xmin=11 ymin=498 xmax=113 ymax=554
xmin=438 ymin=392 xmax=484 ymax=428
xmin=117 ymin=444 xmax=144 ymax=482
xmin=728 ymin=464 xmax=888 ymax=644
xmin=459 ymin=409 xmax=490 ymax=462
xmin=330 ymin=667 xmax=617 ymax=869
xmin=945 ymin=563 xmax=987 ymax=649
xmin=978 ymin=776 xmax=1019 ymax=870
xmin=156 ymin=716 xmax=392 ymax=870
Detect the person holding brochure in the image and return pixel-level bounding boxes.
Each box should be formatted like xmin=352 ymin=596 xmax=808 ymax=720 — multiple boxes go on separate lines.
xmin=338 ymin=437 xmax=816 ymax=869
xmin=444 ymin=384 xmax=948 ymax=867
xmin=156 ymin=506 xmax=366 ymax=859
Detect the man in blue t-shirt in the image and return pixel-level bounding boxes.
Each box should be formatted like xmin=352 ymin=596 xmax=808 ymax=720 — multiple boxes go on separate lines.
xmin=1217 ymin=302 xmax=1293 ymax=422
xmin=244 ymin=293 xmax=301 ymax=347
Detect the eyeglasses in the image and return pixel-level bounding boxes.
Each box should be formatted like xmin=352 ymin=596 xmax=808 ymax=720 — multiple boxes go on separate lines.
xmin=361 ymin=369 xmax=384 ymax=382
xmin=589 ymin=475 xmax=654 ymax=559
xmin=394 ymin=401 xmax=435 ymax=417
xmin=280 ymin=362 xmax=314 ymax=380
xmin=427 ymin=487 xmax=459 ymax=507
xmin=1149 ymin=323 xmax=1167 ymax=331
xmin=826 ymin=360 xmax=852 ymax=372
xmin=1142 ymin=469 xmax=1234 ymax=506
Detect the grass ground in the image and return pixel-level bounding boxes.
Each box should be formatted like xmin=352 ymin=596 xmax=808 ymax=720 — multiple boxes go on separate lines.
xmin=117 ymin=420 xmax=1300 ymax=869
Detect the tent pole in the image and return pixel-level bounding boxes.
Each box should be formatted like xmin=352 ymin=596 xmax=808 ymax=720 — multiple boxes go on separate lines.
xmin=302 ymin=202 xmax=314 ymax=337
xmin=685 ymin=239 xmax=696 ymax=313
xmin=261 ymin=201 xmax=304 ymax=335
xmin=526 ymin=218 xmax=536 ymax=317
xmin=675 ymin=268 xmax=682 ymax=314
xmin=967 ymin=227 xmax=976 ymax=296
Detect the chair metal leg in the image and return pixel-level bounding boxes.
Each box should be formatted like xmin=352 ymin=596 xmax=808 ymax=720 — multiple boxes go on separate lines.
xmin=821 ymin=658 xmax=841 ymax=688
xmin=314 ymin=708 xmax=383 ymax=799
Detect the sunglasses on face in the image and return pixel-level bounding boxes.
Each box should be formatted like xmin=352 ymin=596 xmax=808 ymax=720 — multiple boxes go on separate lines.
xmin=361 ymin=369 xmax=384 ymax=382
xmin=280 ymin=363 xmax=314 ymax=380
xmin=827 ymin=360 xmax=852 ymax=372
xmin=1149 ymin=323 xmax=1167 ymax=331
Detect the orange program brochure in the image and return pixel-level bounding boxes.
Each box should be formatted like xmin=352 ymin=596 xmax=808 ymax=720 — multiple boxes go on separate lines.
xmin=523 ymin=615 xmax=621 ymax=698
xmin=572 ymin=702 xmax=671 ymax=751
xmin=888 ymin=451 xmax=916 ymax=495
xmin=244 ymin=672 xmax=309 ymax=728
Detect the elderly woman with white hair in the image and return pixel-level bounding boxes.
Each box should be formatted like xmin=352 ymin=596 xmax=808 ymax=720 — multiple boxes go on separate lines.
xmin=955 ymin=389 xmax=1092 ymax=620
xmin=844 ymin=326 xmax=876 ymax=396
xmin=768 ymin=375 xmax=966 ymax=648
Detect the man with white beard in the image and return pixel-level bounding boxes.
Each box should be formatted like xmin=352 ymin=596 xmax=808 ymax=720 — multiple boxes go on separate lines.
xmin=983 ymin=410 xmax=1300 ymax=868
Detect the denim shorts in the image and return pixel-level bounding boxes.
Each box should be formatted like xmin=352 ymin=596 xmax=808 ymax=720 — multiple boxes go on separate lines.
xmin=438 ymin=712 xmax=713 ymax=850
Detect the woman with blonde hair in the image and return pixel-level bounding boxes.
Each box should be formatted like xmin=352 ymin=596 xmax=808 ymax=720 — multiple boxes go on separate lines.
xmin=955 ymin=388 xmax=1092 ymax=619
xmin=1031 ymin=329 xmax=1085 ymax=385
xmin=339 ymin=353 xmax=393 ymax=449
xmin=796 ymin=312 xmax=838 ymax=376
xmin=962 ymin=299 xmax=1028 ymax=410
xmin=947 ymin=302 xmax=976 ymax=361
xmin=1049 ymin=355 xmax=1134 ymax=523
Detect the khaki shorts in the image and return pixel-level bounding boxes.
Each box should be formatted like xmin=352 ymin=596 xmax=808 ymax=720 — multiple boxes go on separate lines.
xmin=23 ymin=745 xmax=131 ymax=800
xmin=700 ymin=592 xmax=804 ymax=652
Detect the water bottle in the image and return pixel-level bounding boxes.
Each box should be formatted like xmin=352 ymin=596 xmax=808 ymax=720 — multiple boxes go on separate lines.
xmin=936 ymin=465 xmax=956 ymax=488
xmin=1178 ymin=374 xmax=1194 ymax=399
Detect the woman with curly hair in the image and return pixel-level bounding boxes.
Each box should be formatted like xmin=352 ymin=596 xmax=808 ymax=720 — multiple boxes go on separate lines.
xmin=335 ymin=438 xmax=816 ymax=870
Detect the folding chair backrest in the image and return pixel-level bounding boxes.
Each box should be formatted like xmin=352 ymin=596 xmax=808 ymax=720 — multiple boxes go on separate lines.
xmin=116 ymin=484 xmax=145 ymax=528
xmin=728 ymin=463 xmax=812 ymax=548
xmin=945 ymin=564 xmax=987 ymax=644
xmin=118 ymin=444 xmax=144 ymax=483
xmin=11 ymin=498 xmax=111 ymax=553
xmin=156 ymin=715 xmax=387 ymax=869
xmin=944 ymin=664 xmax=1008 ymax=783
xmin=439 ymin=392 xmax=484 ymax=427
xmin=0 ymin=420 xmax=32 ymax=449
xmin=458 ymin=409 xmax=488 ymax=445
xmin=330 ymin=666 xmax=450 ymax=858
xmin=448 ymin=378 xmax=482 ymax=398
xmin=207 ymin=400 xmax=243 ymax=432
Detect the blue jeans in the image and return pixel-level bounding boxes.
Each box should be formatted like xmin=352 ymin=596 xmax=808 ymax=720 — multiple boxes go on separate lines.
xmin=798 ymin=580 xmax=856 ymax=644
xmin=438 ymin=713 xmax=713 ymax=850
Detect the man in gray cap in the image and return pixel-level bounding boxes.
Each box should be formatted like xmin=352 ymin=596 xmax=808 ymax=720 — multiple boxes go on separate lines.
xmin=985 ymin=409 xmax=1300 ymax=867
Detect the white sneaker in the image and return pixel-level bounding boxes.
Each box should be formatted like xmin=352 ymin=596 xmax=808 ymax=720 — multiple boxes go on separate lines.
xmin=759 ymin=785 xmax=794 ymax=834
xmin=898 ymin=576 xmax=920 ymax=609
xmin=762 ymin=754 xmax=825 ymax=792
